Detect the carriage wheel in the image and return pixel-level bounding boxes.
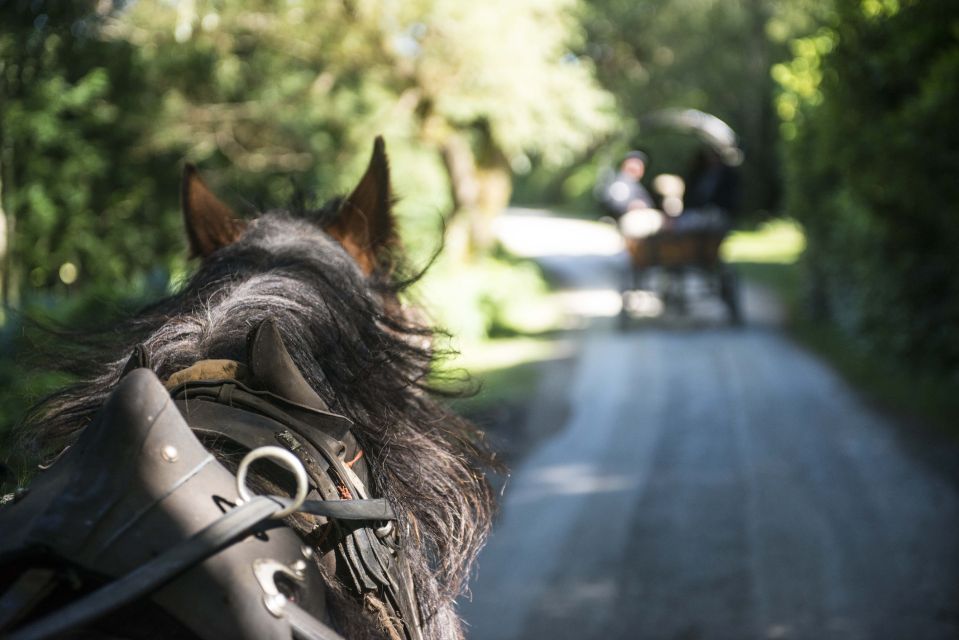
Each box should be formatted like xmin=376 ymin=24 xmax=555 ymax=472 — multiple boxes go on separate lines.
xmin=618 ymin=295 xmax=630 ymax=331
xmin=618 ymin=268 xmax=635 ymax=332
xmin=662 ymin=269 xmax=688 ymax=316
xmin=719 ymin=265 xmax=743 ymax=325
xmin=618 ymin=261 xmax=643 ymax=332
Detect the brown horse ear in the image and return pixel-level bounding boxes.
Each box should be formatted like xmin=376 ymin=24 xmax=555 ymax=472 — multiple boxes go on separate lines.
xmin=326 ymin=136 xmax=397 ymax=274
xmin=181 ymin=164 xmax=246 ymax=258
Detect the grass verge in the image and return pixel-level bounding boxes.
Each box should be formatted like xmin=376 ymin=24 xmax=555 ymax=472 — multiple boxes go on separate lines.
xmin=434 ymin=336 xmax=567 ymax=415
xmin=790 ymin=320 xmax=959 ymax=435
xmin=726 ymin=219 xmax=959 ymax=435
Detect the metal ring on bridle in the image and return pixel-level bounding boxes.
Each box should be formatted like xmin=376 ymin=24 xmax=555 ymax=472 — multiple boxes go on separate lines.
xmin=236 ymin=446 xmax=308 ymax=519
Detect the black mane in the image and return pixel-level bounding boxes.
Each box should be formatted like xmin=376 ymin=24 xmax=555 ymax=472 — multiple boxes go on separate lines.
xmin=17 ymin=207 xmax=496 ymax=639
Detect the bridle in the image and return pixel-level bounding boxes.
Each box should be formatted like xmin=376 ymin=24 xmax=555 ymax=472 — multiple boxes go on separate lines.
xmin=0 ymin=320 xmax=423 ymax=640
xmin=9 ymin=448 xmax=370 ymax=640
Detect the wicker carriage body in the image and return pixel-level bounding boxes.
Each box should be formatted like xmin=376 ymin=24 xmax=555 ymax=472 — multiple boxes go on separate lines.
xmin=620 ymin=229 xmax=741 ymax=325
xmin=625 ymin=231 xmax=725 ymax=269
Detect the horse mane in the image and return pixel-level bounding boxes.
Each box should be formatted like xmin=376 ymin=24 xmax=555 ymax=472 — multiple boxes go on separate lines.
xmin=14 ymin=204 xmax=496 ymax=639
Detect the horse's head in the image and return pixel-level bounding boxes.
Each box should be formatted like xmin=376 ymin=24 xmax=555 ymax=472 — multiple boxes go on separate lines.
xmin=14 ymin=138 xmax=495 ymax=640
xmin=142 ymin=138 xmax=428 ymax=418
xmin=182 ymin=135 xmax=397 ymax=277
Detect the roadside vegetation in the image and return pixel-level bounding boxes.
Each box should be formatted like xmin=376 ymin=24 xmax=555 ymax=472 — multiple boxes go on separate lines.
xmin=1 ymin=0 xmax=957 ymax=459
xmin=424 ymin=253 xmax=567 ymax=417
xmin=726 ymin=221 xmax=959 ymax=435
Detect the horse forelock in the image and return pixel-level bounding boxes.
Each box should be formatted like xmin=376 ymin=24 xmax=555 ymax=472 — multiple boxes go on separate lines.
xmin=20 ymin=209 xmax=494 ymax=640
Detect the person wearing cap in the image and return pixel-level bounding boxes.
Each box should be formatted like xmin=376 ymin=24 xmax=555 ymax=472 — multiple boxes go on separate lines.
xmin=599 ymin=150 xmax=665 ymax=238
xmin=600 ymin=150 xmax=656 ymax=219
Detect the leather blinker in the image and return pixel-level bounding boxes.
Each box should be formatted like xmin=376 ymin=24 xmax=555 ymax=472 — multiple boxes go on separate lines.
xmin=248 ymin=319 xmax=331 ymax=413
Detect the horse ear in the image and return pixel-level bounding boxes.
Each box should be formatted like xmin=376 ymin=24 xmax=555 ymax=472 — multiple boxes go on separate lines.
xmin=326 ymin=136 xmax=397 ymax=274
xmin=181 ymin=164 xmax=246 ymax=258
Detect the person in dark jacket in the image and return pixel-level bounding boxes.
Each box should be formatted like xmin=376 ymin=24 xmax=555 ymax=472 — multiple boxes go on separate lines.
xmin=675 ymin=147 xmax=740 ymax=232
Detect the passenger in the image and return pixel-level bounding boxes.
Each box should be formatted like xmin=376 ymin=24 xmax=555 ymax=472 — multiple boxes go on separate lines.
xmin=598 ymin=151 xmax=665 ymax=238
xmin=674 ymin=147 xmax=739 ymax=233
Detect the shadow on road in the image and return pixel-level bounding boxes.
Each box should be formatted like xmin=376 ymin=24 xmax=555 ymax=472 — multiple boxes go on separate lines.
xmin=459 ymin=211 xmax=959 ymax=640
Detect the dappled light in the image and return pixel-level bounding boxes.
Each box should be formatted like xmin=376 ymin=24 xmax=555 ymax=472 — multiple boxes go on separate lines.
xmin=2 ymin=0 xmax=958 ymax=639
xmin=493 ymin=210 xmax=624 ymax=258
xmin=512 ymin=462 xmax=640 ymax=503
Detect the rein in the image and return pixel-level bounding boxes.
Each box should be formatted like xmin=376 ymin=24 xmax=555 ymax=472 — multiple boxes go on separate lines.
xmin=10 ymin=492 xmax=347 ymax=640
xmin=0 ymin=321 xmax=424 ymax=640
xmin=164 ymin=359 xmax=424 ymax=640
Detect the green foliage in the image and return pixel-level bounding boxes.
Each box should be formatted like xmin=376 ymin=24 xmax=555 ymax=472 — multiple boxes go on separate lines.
xmin=776 ymin=0 xmax=959 ymax=374
xmin=117 ymin=0 xmax=614 ymax=253
xmin=1 ymin=0 xmax=615 ymax=308
xmin=415 ymin=253 xmax=560 ymax=342
xmin=563 ymin=0 xmax=811 ymax=215
xmin=1 ymin=2 xmax=182 ymax=303
xmin=0 ymin=0 xmax=599 ymax=442
xmin=399 ymin=0 xmax=616 ymax=166
xmin=722 ymin=218 xmax=805 ymax=264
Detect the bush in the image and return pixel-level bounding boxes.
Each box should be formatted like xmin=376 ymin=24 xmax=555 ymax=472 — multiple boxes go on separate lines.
xmin=414 ymin=253 xmax=559 ymax=343
xmin=777 ymin=0 xmax=959 ymax=375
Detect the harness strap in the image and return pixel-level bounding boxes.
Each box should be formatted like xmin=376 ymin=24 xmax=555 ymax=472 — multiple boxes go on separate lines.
xmin=282 ymin=498 xmax=395 ymax=522
xmin=170 ymin=378 xmax=353 ymax=441
xmin=282 ymin=600 xmax=349 ymax=640
xmin=170 ymin=378 xmax=421 ymax=640
xmin=175 ymin=398 xmax=347 ymax=513
xmin=0 ymin=570 xmax=57 ymax=630
xmin=9 ymin=496 xmax=291 ymax=640
xmin=7 ymin=495 xmax=379 ymax=640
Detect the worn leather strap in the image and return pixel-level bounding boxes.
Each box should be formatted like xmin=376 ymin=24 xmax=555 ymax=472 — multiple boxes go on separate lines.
xmin=171 ymin=379 xmax=353 ymax=441
xmin=278 ymin=498 xmax=395 ymax=522
xmin=175 ymin=398 xmax=345 ymax=510
xmin=172 ymin=381 xmax=419 ymax=640
xmin=9 ymin=496 xmax=285 ymax=640
xmin=284 ymin=599 xmax=348 ymax=640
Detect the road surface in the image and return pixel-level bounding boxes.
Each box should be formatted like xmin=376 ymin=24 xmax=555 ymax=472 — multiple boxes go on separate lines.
xmin=459 ymin=211 xmax=959 ymax=640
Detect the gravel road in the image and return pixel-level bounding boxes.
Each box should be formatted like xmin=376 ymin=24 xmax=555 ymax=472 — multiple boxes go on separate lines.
xmin=459 ymin=212 xmax=959 ymax=640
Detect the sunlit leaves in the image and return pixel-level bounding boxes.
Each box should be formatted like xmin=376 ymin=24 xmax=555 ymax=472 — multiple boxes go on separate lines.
xmin=1 ymin=1 xmax=181 ymax=298
xmin=775 ymin=0 xmax=959 ymax=372
xmin=393 ymin=0 xmax=616 ymax=165
xmin=771 ymin=27 xmax=836 ymax=136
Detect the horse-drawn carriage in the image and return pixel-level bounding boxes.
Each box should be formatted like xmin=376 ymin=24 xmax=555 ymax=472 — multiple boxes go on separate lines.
xmin=620 ymin=227 xmax=741 ymax=326
xmin=605 ymin=109 xmax=744 ymax=327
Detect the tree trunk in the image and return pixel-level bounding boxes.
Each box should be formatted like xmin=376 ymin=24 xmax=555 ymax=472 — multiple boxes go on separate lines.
xmin=438 ymin=126 xmax=514 ymax=259
xmin=439 ymin=132 xmax=480 ymax=218
xmin=439 ymin=133 xmax=481 ymax=260
xmin=472 ymin=157 xmax=512 ymax=253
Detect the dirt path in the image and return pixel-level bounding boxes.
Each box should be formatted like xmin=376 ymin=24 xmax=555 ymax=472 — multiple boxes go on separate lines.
xmin=459 ymin=211 xmax=959 ymax=640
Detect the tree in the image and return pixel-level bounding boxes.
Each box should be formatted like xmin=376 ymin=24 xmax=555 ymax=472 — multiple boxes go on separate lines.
xmin=576 ymin=0 xmax=813 ymax=215
xmin=114 ymin=0 xmax=615 ymax=256
xmin=397 ymin=0 xmax=615 ymax=252
xmin=0 ymin=0 xmax=179 ymax=308
xmin=775 ymin=0 xmax=959 ymax=372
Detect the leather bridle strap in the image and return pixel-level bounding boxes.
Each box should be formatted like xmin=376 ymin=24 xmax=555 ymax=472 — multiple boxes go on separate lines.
xmin=278 ymin=497 xmax=395 ymax=522
xmin=276 ymin=599 xmax=348 ymax=640
xmin=9 ymin=496 xmax=305 ymax=640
